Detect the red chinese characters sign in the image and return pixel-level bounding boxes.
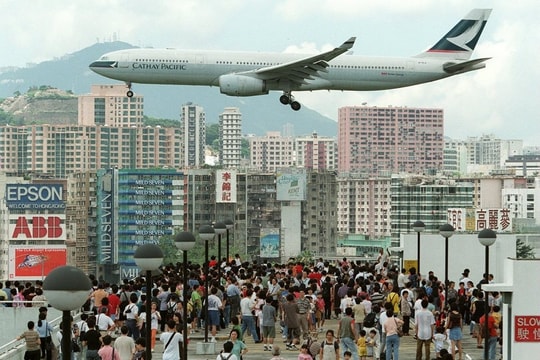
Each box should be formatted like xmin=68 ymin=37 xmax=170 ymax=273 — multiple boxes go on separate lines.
xmin=216 ymin=170 xmax=236 ymax=203
xmin=515 ymin=316 xmax=540 ymax=342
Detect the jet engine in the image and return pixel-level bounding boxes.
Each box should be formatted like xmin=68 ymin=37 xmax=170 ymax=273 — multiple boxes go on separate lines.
xmin=219 ymin=74 xmax=268 ymax=96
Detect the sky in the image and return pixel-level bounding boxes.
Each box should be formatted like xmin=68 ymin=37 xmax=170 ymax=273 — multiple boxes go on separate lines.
xmin=1 ymin=0 xmax=539 ymax=144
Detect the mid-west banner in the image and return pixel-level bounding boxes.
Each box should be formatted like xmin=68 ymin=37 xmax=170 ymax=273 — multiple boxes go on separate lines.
xmin=8 ymin=246 xmax=67 ymax=280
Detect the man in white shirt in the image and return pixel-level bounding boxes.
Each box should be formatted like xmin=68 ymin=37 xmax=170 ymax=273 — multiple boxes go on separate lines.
xmin=208 ymin=287 xmax=223 ymax=342
xmin=415 ymin=299 xmax=435 ymax=360
xmin=160 ymin=320 xmax=183 ymax=360
xmin=96 ymin=307 xmax=116 ymax=335
xmin=114 ymin=326 xmax=135 ymax=360
xmin=216 ymin=341 xmax=238 ymax=360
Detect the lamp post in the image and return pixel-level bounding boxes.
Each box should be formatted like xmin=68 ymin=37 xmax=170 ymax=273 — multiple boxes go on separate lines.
xmin=214 ymin=222 xmax=227 ymax=281
xmin=412 ymin=220 xmax=425 ymax=276
xmin=134 ymin=244 xmax=164 ymax=360
xmin=478 ymin=228 xmax=496 ymax=360
xmin=43 ymin=266 xmax=92 ymax=360
xmin=175 ymin=232 xmax=197 ymax=360
xmin=198 ymin=224 xmax=215 ymax=343
xmin=224 ymin=219 xmax=234 ymax=262
xmin=439 ymin=224 xmax=455 ymax=311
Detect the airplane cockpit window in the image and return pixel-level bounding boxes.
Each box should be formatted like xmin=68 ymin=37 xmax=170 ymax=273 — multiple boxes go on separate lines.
xmin=100 ymin=56 xmax=109 ymax=61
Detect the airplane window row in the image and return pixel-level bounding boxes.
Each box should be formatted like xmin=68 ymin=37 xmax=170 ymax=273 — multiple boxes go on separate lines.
xmin=331 ymin=65 xmax=405 ymax=70
xmin=135 ymin=59 xmax=188 ymax=63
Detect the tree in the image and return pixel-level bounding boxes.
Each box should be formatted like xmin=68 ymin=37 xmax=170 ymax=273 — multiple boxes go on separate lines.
xmin=516 ymin=238 xmax=535 ymax=259
xmin=206 ymin=123 xmax=220 ymax=147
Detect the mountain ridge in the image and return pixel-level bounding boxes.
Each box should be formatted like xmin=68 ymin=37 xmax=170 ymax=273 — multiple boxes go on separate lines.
xmin=0 ymin=41 xmax=338 ymax=137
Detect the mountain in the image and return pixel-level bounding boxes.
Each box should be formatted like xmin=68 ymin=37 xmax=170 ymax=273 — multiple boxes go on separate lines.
xmin=0 ymin=42 xmax=338 ymax=137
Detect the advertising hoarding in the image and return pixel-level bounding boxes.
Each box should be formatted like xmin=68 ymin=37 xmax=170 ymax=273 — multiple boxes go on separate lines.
xmin=276 ymin=171 xmax=306 ymax=201
xmin=216 ymin=170 xmax=237 ymax=203
xmin=9 ymin=214 xmax=66 ymax=240
xmin=260 ymin=228 xmax=280 ymax=258
xmin=8 ymin=245 xmax=67 ymax=280
xmin=5 ymin=184 xmax=64 ymax=209
xmin=447 ymin=208 xmax=512 ymax=232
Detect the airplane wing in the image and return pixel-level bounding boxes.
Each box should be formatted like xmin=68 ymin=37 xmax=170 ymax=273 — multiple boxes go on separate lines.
xmin=245 ymin=37 xmax=356 ymax=85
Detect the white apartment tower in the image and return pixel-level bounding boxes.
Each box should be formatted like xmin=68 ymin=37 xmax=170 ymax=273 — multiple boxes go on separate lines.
xmin=181 ymin=103 xmax=206 ymax=168
xmin=219 ymin=107 xmax=242 ymax=168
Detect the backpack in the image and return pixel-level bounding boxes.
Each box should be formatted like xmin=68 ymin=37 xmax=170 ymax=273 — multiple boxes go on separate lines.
xmin=363 ymin=312 xmax=377 ymax=328
xmin=220 ymin=353 xmax=233 ymax=360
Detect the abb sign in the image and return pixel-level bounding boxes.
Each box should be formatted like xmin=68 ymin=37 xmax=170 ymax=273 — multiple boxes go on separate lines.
xmin=10 ymin=216 xmax=65 ymax=239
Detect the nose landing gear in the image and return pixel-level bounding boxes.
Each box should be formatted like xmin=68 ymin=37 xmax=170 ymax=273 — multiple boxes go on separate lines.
xmin=279 ymin=92 xmax=301 ymax=111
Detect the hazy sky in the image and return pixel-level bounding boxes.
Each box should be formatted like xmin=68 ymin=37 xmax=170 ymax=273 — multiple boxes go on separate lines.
xmin=1 ymin=0 xmax=539 ymax=144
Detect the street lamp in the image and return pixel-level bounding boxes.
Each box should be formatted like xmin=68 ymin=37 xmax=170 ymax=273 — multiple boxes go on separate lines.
xmin=214 ymin=222 xmax=227 ymax=280
xmin=412 ymin=220 xmax=425 ymax=277
xmin=134 ymin=244 xmax=164 ymax=360
xmin=224 ymin=219 xmax=234 ymax=262
xmin=43 ymin=266 xmax=92 ymax=360
xmin=439 ymin=224 xmax=455 ymax=311
xmin=478 ymin=228 xmax=496 ymax=360
xmin=198 ymin=224 xmax=215 ymax=344
xmin=175 ymin=232 xmax=197 ymax=360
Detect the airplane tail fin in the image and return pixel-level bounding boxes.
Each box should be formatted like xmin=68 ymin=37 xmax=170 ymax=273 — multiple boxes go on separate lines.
xmin=416 ymin=9 xmax=492 ymax=60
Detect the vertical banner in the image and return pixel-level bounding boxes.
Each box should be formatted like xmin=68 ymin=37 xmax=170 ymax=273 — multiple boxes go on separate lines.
xmin=216 ymin=169 xmax=237 ymax=203
xmin=260 ymin=228 xmax=280 ymax=258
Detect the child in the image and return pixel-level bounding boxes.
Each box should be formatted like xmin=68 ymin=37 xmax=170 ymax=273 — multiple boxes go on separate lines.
xmin=315 ymin=292 xmax=326 ymax=331
xmin=319 ymin=329 xmax=339 ymax=360
xmin=343 ymin=350 xmax=352 ymax=360
xmin=270 ymin=345 xmax=287 ymax=360
xmin=357 ymin=329 xmax=368 ymax=360
xmin=433 ymin=326 xmax=447 ymax=359
xmin=298 ymin=344 xmax=313 ymax=360
xmin=366 ymin=329 xmax=380 ymax=360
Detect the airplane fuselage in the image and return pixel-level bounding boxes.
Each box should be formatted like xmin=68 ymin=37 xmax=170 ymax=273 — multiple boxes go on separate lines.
xmin=91 ymin=48 xmax=455 ymax=93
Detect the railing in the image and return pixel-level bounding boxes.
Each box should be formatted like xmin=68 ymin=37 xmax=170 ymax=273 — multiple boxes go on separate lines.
xmin=0 ymin=301 xmax=82 ymax=360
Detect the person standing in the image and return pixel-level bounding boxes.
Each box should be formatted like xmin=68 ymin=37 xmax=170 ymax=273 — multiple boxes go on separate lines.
xmin=208 ymin=287 xmax=224 ymax=343
xmin=160 ymin=320 xmax=182 ymax=360
xmin=82 ymin=317 xmax=102 ymax=360
xmin=382 ymin=309 xmax=403 ymax=360
xmin=217 ymin=341 xmax=239 ymax=360
xmin=445 ymin=303 xmax=463 ymax=360
xmin=282 ymin=293 xmax=301 ymax=350
xmin=16 ymin=321 xmax=41 ymax=360
xmin=113 ymin=326 xmax=135 ymax=360
xmin=36 ymin=312 xmax=54 ymax=360
xmin=337 ymin=307 xmax=359 ymax=360
xmin=157 ymin=285 xmax=171 ymax=332
xmin=296 ymin=289 xmax=311 ymax=340
xmin=262 ymin=295 xmax=277 ymax=351
xmin=240 ymin=289 xmax=260 ymax=343
xmin=98 ymin=335 xmax=120 ymax=360
xmin=414 ymin=299 xmax=435 ymax=360
xmin=124 ymin=293 xmax=140 ymax=339
xmin=319 ymin=329 xmax=340 ymax=360
xmin=400 ymin=291 xmax=412 ymax=336
xmin=229 ymin=329 xmax=248 ymax=360
xmin=479 ymin=310 xmax=498 ymax=360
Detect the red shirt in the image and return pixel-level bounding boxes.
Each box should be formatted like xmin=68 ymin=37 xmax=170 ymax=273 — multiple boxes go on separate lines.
xmin=108 ymin=293 xmax=120 ymax=314
xmin=479 ymin=315 xmax=498 ymax=337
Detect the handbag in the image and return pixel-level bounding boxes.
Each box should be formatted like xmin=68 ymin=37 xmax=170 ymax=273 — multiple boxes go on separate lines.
xmin=394 ymin=318 xmax=403 ymax=337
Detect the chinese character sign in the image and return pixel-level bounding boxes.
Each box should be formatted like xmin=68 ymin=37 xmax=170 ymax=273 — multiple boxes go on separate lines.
xmin=515 ymin=316 xmax=540 ymax=342
xmin=216 ymin=170 xmax=237 ymax=203
xmin=475 ymin=208 xmax=512 ymax=232
xmin=447 ymin=208 xmax=466 ymax=231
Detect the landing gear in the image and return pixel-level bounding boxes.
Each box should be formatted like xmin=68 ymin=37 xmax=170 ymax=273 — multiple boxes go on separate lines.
xmin=126 ymin=82 xmax=133 ymax=98
xmin=279 ymin=92 xmax=301 ymax=111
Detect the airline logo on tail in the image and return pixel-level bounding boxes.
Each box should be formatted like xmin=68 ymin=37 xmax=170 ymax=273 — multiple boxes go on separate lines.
xmin=421 ymin=9 xmax=492 ymax=60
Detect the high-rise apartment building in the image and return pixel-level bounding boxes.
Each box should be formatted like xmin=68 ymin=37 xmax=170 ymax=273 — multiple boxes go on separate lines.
xmin=78 ymin=85 xmax=143 ymax=127
xmin=249 ymin=132 xmax=294 ymax=172
xmin=337 ymin=175 xmax=392 ymax=238
xmin=295 ymin=132 xmax=337 ymax=171
xmin=219 ymin=107 xmax=242 ymax=168
xmin=0 ymin=124 xmax=183 ymax=177
xmin=338 ymin=106 xmax=444 ymax=175
xmin=181 ymin=103 xmax=206 ymax=168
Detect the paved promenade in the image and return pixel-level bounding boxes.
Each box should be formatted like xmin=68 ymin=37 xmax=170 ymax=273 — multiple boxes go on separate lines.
xmin=149 ymin=318 xmax=497 ymax=360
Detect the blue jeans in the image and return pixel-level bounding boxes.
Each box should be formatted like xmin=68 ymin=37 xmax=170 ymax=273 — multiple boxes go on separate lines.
xmin=340 ymin=337 xmax=359 ymax=360
xmin=488 ymin=336 xmax=498 ymax=360
xmin=241 ymin=315 xmax=259 ymax=342
xmin=223 ymin=304 xmax=231 ymax=326
xmin=386 ymin=334 xmax=400 ymax=360
xmin=126 ymin=319 xmax=139 ymax=340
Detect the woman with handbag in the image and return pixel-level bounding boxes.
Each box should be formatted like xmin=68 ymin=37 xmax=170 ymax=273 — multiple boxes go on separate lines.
xmin=382 ymin=309 xmax=403 ymax=360
xmin=36 ymin=312 xmax=54 ymax=360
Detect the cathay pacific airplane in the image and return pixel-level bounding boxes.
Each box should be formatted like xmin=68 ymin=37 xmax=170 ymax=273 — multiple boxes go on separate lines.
xmin=90 ymin=8 xmax=491 ymax=111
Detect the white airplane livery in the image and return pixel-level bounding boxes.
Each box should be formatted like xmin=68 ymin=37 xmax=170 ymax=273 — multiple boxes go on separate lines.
xmin=89 ymin=9 xmax=492 ymax=111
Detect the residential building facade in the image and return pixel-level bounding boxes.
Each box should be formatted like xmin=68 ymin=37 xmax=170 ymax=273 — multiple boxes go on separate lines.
xmin=219 ymin=107 xmax=242 ymax=168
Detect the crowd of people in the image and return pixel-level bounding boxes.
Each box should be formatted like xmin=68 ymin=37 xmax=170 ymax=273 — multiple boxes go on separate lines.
xmin=10 ymin=248 xmax=503 ymax=360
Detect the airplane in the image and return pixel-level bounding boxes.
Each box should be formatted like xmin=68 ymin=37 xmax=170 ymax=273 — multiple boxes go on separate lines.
xmin=89 ymin=8 xmax=492 ymax=111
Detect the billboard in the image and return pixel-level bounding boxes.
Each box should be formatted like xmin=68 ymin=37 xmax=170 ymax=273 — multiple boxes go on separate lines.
xmin=216 ymin=170 xmax=237 ymax=203
xmin=447 ymin=208 xmax=512 ymax=232
xmin=276 ymin=172 xmax=306 ymax=201
xmin=9 ymin=214 xmax=66 ymax=240
xmin=260 ymin=228 xmax=280 ymax=258
xmin=5 ymin=184 xmax=64 ymax=209
xmin=97 ymin=170 xmax=117 ymax=265
xmin=8 ymin=246 xmax=67 ymax=280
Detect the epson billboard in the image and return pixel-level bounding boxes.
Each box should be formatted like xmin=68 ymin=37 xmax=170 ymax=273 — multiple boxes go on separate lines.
xmin=5 ymin=184 xmax=65 ymax=209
